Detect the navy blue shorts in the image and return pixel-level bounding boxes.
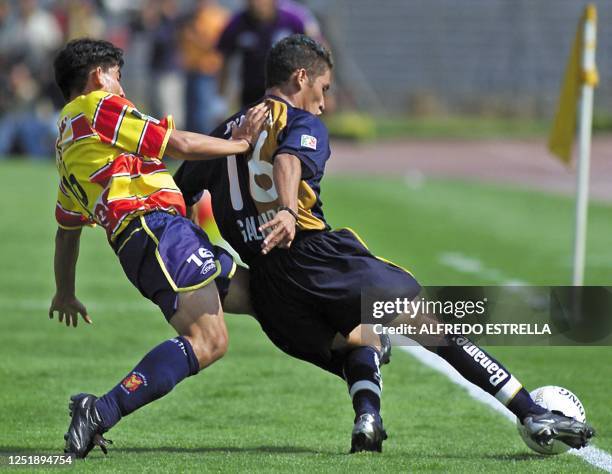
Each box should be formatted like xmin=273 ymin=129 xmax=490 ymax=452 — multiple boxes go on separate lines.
xmin=249 ymin=228 xmax=421 ymax=376
xmin=113 ymin=211 xmax=235 ymax=321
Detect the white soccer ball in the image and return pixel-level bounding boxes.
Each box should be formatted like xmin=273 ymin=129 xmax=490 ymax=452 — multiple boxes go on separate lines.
xmin=517 ymin=385 xmax=586 ymax=455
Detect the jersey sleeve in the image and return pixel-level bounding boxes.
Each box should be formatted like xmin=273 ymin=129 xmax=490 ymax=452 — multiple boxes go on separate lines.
xmin=91 ymin=94 xmax=175 ymax=159
xmin=274 ymin=114 xmax=329 ymax=179
xmin=55 ymin=181 xmax=91 ymax=230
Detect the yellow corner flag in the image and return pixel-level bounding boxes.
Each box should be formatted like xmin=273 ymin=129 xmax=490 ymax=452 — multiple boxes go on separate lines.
xmin=548 ymin=4 xmax=599 ymax=164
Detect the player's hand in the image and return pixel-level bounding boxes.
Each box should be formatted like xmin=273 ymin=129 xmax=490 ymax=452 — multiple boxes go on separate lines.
xmin=259 ymin=210 xmax=297 ymax=255
xmin=231 ymin=101 xmax=271 ymax=149
xmin=48 ymin=294 xmax=92 ymax=328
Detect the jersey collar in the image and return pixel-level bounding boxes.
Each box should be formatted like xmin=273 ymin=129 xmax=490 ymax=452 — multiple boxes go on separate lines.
xmin=265 ymin=94 xmax=296 ymax=108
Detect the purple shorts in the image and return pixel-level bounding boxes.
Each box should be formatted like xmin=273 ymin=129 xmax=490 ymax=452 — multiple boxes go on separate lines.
xmin=113 ymin=211 xmax=235 ymax=321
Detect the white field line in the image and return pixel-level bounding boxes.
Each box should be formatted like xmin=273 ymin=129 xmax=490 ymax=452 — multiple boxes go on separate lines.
xmin=438 ymin=252 xmax=528 ymax=286
xmin=394 ymin=339 xmax=612 ymax=472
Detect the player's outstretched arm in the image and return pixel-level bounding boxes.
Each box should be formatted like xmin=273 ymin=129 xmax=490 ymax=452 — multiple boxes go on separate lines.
xmin=166 ymin=102 xmax=270 ymax=161
xmin=49 ymin=227 xmax=92 ymax=328
xmin=259 ymin=153 xmax=300 ymax=254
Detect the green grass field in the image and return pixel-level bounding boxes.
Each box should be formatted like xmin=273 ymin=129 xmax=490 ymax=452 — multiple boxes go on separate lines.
xmin=1 ymin=160 xmax=611 ymax=473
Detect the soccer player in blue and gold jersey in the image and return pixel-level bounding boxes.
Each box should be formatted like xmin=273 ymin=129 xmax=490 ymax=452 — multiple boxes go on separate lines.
xmin=49 ymin=38 xmax=268 ymax=458
xmin=175 ymin=35 xmax=594 ymax=453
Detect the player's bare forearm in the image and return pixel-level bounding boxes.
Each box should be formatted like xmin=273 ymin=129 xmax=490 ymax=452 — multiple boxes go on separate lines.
xmin=273 ymin=153 xmax=301 ymax=213
xmin=166 ymin=130 xmax=250 ymax=161
xmin=53 ymin=227 xmax=81 ymax=297
xmin=166 ymin=102 xmax=270 ymax=161
xmin=49 ymin=228 xmax=91 ymax=327
xmin=259 ymin=153 xmax=300 ymax=254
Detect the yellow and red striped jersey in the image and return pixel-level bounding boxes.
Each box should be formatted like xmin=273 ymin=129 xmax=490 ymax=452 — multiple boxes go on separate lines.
xmin=54 ymin=90 xmax=185 ymax=242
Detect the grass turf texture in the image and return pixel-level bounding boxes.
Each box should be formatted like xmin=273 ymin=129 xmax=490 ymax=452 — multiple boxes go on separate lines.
xmin=0 ymin=161 xmax=610 ymax=473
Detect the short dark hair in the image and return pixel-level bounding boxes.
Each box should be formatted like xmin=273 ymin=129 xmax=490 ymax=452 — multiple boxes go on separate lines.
xmin=54 ymin=38 xmax=124 ymax=101
xmin=265 ymin=34 xmax=333 ymax=88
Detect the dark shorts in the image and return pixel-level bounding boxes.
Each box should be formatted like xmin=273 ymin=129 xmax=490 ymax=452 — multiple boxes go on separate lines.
xmin=249 ymin=228 xmax=421 ymax=376
xmin=113 ymin=211 xmax=235 ymax=321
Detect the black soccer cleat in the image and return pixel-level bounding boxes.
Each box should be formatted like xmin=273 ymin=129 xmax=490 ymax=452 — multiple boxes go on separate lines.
xmin=379 ymin=334 xmax=392 ymax=365
xmin=522 ymin=410 xmax=596 ymax=449
xmin=350 ymin=413 xmax=388 ymax=453
xmin=64 ymin=393 xmax=112 ymax=459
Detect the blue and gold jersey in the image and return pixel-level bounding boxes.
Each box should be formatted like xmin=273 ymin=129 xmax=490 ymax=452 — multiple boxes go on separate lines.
xmin=174 ymin=96 xmax=331 ymax=264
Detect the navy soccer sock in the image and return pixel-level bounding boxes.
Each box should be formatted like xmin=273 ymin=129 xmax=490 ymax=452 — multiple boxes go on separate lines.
xmin=436 ymin=335 xmax=546 ymax=421
xmin=507 ymin=388 xmax=547 ymax=421
xmin=343 ymin=346 xmax=382 ymax=420
xmin=95 ymin=336 xmax=199 ymax=430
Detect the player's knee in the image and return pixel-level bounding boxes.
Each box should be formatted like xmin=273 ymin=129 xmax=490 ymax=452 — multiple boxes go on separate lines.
xmin=344 ymin=325 xmax=382 ymax=353
xmin=209 ymin=327 xmax=229 ymax=362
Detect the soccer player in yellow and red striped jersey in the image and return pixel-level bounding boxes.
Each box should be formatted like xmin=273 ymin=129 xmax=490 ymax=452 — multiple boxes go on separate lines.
xmin=49 ymin=38 xmax=268 ymax=459
xmin=55 ymin=90 xmax=185 ymax=240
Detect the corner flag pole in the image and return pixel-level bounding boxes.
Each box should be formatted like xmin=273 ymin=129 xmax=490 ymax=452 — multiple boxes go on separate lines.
xmin=572 ymin=4 xmax=598 ymax=286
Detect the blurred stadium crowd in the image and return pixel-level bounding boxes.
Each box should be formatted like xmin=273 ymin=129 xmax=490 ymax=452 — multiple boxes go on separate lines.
xmin=0 ymin=0 xmax=324 ymax=158
xmin=4 ymin=0 xmax=609 ymax=158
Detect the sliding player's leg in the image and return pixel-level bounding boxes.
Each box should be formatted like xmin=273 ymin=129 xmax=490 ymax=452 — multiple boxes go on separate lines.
xmin=329 ymin=227 xmax=593 ymax=450
xmin=386 ymin=309 xmax=595 ymax=448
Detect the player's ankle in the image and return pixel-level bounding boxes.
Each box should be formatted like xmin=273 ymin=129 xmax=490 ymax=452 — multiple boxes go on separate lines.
xmin=508 ymin=388 xmax=547 ymax=422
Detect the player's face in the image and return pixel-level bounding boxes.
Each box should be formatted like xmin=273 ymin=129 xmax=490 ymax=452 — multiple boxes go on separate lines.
xmin=99 ymin=65 xmax=125 ymax=97
xmin=302 ymin=68 xmax=331 ymax=116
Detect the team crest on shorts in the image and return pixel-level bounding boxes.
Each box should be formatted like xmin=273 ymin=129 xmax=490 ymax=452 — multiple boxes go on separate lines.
xmin=300 ymin=134 xmax=317 ymax=150
xmin=121 ymin=371 xmax=147 ymax=393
